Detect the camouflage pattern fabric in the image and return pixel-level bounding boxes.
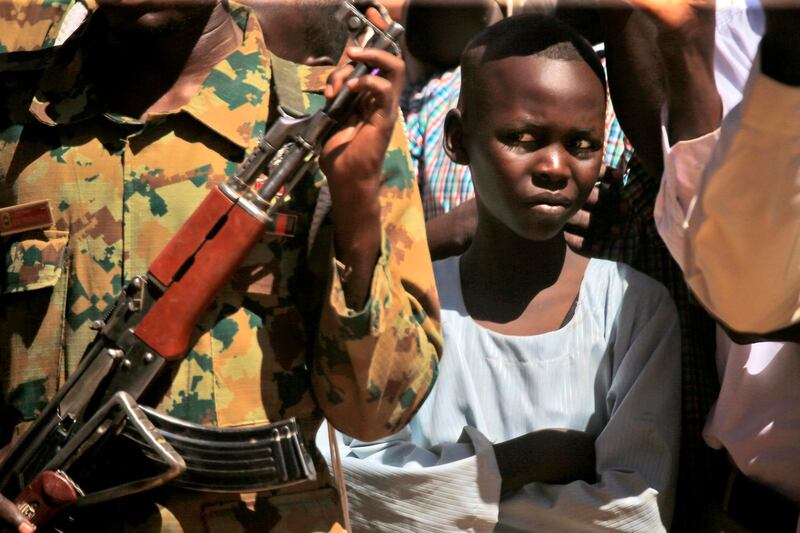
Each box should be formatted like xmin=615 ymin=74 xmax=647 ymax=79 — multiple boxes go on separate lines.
xmin=0 ymin=0 xmax=74 ymax=53
xmin=0 ymin=3 xmax=442 ymax=531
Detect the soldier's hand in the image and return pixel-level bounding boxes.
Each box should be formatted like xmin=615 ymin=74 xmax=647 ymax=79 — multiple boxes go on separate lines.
xmin=320 ymin=7 xmax=404 ymax=189
xmin=0 ymin=447 xmax=35 ymax=532
xmin=0 ymin=496 xmax=35 ymax=533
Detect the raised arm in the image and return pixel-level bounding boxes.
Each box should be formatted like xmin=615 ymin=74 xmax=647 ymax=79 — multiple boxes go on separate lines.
xmin=312 ymin=14 xmax=443 ymax=440
xmin=633 ymin=0 xmax=721 ymax=144
xmin=599 ymin=6 xmax=667 ymax=178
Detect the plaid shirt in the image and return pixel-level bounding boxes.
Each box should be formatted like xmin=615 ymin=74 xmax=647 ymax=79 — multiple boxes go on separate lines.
xmin=401 ymin=68 xmax=470 ymax=220
xmin=401 ymin=61 xmax=632 ymax=221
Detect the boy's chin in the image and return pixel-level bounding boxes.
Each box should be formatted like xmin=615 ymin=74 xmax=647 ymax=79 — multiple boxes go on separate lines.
xmin=510 ymin=221 xmax=566 ymax=243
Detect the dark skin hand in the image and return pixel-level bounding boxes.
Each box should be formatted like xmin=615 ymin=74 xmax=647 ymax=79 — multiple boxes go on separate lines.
xmin=426 ymin=198 xmax=478 ymax=261
xmin=602 ymin=0 xmax=720 ymax=156
xmin=0 ymin=446 xmax=34 ymax=532
xmin=0 ymin=500 xmax=34 ymax=533
xmin=631 ymin=0 xmax=721 ymax=144
xmin=494 ymin=429 xmax=597 ymax=497
xmin=563 ymin=165 xmax=628 ymax=256
xmin=600 ymin=7 xmax=666 ymax=179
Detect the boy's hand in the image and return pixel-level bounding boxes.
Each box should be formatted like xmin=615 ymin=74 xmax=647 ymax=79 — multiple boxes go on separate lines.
xmin=494 ymin=428 xmax=596 ymax=496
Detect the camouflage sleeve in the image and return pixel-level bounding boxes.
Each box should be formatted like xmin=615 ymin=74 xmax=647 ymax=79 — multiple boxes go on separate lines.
xmin=312 ymin=117 xmax=443 ymax=442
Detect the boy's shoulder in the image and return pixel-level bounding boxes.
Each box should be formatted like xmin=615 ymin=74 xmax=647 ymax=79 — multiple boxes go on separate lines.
xmin=589 ymin=257 xmax=669 ymax=291
xmin=584 ymin=258 xmax=677 ymax=330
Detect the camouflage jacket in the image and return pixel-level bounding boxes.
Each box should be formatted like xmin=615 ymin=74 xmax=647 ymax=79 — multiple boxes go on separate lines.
xmin=0 ymin=4 xmax=442 ymax=531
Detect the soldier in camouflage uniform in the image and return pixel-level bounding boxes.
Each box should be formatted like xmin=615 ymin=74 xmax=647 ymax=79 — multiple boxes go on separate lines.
xmin=0 ymin=1 xmax=442 ymax=531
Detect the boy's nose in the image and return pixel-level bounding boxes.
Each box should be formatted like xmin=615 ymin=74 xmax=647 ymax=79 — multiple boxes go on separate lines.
xmin=531 ymin=144 xmax=570 ymax=190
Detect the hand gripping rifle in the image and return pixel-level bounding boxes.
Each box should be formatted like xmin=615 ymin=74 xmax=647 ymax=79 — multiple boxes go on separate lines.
xmin=0 ymin=4 xmax=403 ymax=529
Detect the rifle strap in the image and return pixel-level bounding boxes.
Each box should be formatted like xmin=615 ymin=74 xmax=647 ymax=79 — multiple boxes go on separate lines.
xmin=270 ymin=54 xmax=307 ymax=117
xmin=270 ymin=54 xmax=334 ymax=117
xmin=327 ymin=423 xmax=353 ymax=533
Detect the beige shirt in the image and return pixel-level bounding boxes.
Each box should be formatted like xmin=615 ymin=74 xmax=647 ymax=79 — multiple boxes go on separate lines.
xmin=660 ymin=68 xmax=800 ymax=334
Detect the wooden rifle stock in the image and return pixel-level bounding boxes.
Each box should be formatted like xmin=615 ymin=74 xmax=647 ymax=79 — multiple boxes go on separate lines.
xmin=13 ymin=472 xmax=78 ymax=529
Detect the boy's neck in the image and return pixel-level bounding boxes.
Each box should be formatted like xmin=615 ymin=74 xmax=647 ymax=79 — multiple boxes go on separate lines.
xmin=460 ymin=210 xmax=589 ymax=335
xmin=463 ymin=225 xmax=572 ymax=290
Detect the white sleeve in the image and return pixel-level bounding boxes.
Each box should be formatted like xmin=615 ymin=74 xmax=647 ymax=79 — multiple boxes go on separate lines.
xmin=713 ymin=0 xmax=763 ymax=115
xmin=654 ymin=121 xmax=721 ymax=271
xmin=685 ymin=72 xmax=800 ymax=333
xmin=496 ymin=286 xmax=682 ymax=532
xmin=317 ymin=423 xmax=502 ymax=532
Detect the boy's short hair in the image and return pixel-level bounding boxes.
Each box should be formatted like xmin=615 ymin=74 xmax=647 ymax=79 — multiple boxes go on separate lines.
xmin=460 ymin=14 xmax=607 ymax=114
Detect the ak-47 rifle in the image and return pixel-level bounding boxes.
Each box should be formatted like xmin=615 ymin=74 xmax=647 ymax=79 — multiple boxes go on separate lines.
xmin=0 ymin=3 xmax=403 ymax=529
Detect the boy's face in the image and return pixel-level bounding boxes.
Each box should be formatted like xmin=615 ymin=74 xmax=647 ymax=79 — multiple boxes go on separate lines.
xmin=462 ymin=54 xmax=605 ymax=241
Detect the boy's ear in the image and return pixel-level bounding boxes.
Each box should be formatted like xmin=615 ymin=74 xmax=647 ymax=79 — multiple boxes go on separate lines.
xmin=444 ymin=108 xmax=470 ymax=165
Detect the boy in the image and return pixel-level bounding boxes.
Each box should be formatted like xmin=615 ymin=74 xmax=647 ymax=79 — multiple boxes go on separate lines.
xmin=322 ymin=14 xmax=680 ymax=531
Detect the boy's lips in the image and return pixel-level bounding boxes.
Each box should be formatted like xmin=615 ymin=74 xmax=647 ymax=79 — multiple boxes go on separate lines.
xmin=523 ymin=193 xmax=572 ymax=217
xmin=524 ymin=193 xmax=572 ymax=208
xmin=527 ymin=203 xmax=568 ymax=216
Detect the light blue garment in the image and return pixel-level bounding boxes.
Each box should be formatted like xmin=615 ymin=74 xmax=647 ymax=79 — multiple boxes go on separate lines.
xmin=320 ymin=257 xmax=681 ymax=532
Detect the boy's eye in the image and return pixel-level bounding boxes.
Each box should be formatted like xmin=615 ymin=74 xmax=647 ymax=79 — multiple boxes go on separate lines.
xmin=569 ymin=137 xmax=602 ymax=155
xmin=503 ymin=132 xmax=538 ymax=147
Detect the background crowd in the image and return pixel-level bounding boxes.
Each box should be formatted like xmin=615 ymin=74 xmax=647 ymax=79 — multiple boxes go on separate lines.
xmin=0 ymin=0 xmax=797 ymax=532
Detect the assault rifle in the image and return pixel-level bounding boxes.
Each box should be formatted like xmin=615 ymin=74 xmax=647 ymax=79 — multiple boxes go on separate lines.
xmin=0 ymin=3 xmax=402 ymax=529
